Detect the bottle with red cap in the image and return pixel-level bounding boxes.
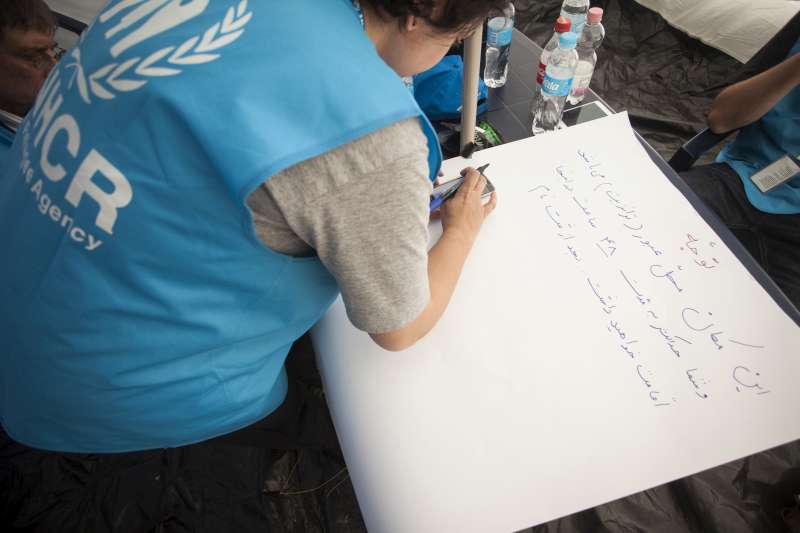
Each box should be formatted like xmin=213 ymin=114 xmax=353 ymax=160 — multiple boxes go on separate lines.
xmin=567 ymin=7 xmax=605 ymax=105
xmin=535 ymin=16 xmax=572 ymax=92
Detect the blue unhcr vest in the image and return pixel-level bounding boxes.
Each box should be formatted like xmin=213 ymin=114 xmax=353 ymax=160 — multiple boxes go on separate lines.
xmin=717 ymin=39 xmax=800 ymax=214
xmin=0 ymin=0 xmax=441 ymax=452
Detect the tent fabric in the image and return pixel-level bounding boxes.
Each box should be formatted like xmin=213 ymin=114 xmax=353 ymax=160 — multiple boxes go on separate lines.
xmin=46 ymin=0 xmax=105 ymax=24
xmin=3 ymin=1 xmax=798 ymax=532
xmin=633 ymin=0 xmax=800 ymax=64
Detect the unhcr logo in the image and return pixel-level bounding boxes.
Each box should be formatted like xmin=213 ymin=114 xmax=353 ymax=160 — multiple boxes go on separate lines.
xmin=65 ymin=0 xmax=253 ymax=104
xmin=16 ymin=0 xmax=254 ymax=251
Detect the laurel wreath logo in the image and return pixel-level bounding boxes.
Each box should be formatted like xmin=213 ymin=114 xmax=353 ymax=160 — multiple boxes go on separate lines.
xmin=67 ymin=0 xmax=252 ymax=104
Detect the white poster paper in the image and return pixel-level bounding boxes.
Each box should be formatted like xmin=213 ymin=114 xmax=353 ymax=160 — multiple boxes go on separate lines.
xmin=312 ymin=113 xmax=800 ymax=533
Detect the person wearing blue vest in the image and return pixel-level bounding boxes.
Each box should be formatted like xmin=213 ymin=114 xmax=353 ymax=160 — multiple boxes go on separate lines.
xmin=0 ymin=1 xmax=506 ymax=529
xmin=0 ymin=0 xmax=58 ymax=165
xmin=681 ymin=38 xmax=800 ymax=309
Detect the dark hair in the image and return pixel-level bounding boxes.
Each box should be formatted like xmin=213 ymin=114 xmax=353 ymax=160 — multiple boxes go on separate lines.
xmin=0 ymin=0 xmax=56 ymax=44
xmin=362 ymin=0 xmax=510 ymax=34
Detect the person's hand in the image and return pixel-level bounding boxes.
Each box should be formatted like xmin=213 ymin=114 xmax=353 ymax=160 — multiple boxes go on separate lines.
xmin=440 ymin=167 xmax=497 ymax=246
xmin=429 ymin=170 xmax=448 ymax=221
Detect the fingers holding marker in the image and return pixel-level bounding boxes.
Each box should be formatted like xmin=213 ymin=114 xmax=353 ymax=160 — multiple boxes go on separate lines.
xmin=438 ymin=166 xmax=495 ymax=219
xmin=459 ymin=167 xmax=484 ymax=194
xmin=475 ymin=173 xmax=487 ymax=193
xmin=483 ymin=189 xmax=497 ymax=215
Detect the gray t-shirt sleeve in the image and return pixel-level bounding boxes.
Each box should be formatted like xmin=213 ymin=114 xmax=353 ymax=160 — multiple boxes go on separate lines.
xmin=246 ymin=118 xmax=432 ymax=333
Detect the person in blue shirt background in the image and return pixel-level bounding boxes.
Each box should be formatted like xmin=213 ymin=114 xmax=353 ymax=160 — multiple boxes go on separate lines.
xmin=681 ymin=38 xmax=800 ymax=308
xmin=0 ymin=2 xmax=504 ymax=528
xmin=0 ymin=0 xmax=58 ymax=163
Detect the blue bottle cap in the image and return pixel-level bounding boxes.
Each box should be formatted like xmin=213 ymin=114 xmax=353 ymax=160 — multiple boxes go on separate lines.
xmin=559 ymin=31 xmax=578 ymax=49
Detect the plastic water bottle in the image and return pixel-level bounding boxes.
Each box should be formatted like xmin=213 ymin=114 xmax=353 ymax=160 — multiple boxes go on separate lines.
xmin=532 ymin=32 xmax=578 ymax=134
xmin=584 ymin=7 xmax=606 ymax=51
xmin=535 ymin=16 xmax=571 ymax=92
xmin=567 ymin=7 xmax=605 ymax=105
xmin=559 ymin=0 xmax=589 ymax=36
xmin=484 ymin=2 xmax=515 ymax=88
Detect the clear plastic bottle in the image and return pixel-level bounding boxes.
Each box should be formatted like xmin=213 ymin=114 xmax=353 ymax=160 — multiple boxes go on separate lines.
xmin=532 ymin=32 xmax=578 ymax=134
xmin=559 ymin=0 xmax=590 ymax=37
xmin=584 ymin=7 xmax=606 ymax=51
xmin=567 ymin=7 xmax=605 ymax=105
xmin=483 ymin=2 xmax=515 ymax=88
xmin=535 ymin=16 xmax=571 ymax=91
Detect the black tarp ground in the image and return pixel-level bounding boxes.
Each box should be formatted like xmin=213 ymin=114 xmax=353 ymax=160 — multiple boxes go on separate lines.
xmin=3 ymin=1 xmax=800 ymax=531
xmin=1 ymin=434 xmax=364 ymax=533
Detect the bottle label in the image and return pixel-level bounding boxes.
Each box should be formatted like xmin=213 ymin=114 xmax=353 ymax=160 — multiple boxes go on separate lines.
xmin=541 ymin=74 xmax=573 ymax=97
xmin=536 ymin=61 xmax=546 ymax=85
xmin=487 ymin=26 xmax=513 ymax=47
xmin=571 ymin=72 xmax=591 ymax=93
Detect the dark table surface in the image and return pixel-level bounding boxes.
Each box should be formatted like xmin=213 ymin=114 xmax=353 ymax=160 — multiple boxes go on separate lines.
xmin=484 ymin=29 xmax=605 ymax=144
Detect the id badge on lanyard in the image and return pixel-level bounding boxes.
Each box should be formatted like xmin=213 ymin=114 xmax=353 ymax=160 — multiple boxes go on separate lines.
xmin=750 ymin=154 xmax=800 ymax=193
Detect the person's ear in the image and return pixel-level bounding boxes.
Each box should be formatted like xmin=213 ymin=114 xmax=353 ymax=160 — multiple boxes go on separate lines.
xmin=403 ymin=14 xmax=419 ymax=33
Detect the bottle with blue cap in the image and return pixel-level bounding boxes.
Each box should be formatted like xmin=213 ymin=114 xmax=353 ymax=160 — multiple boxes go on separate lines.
xmin=532 ymin=31 xmax=579 ymax=134
xmin=484 ymin=2 xmax=515 ymax=88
